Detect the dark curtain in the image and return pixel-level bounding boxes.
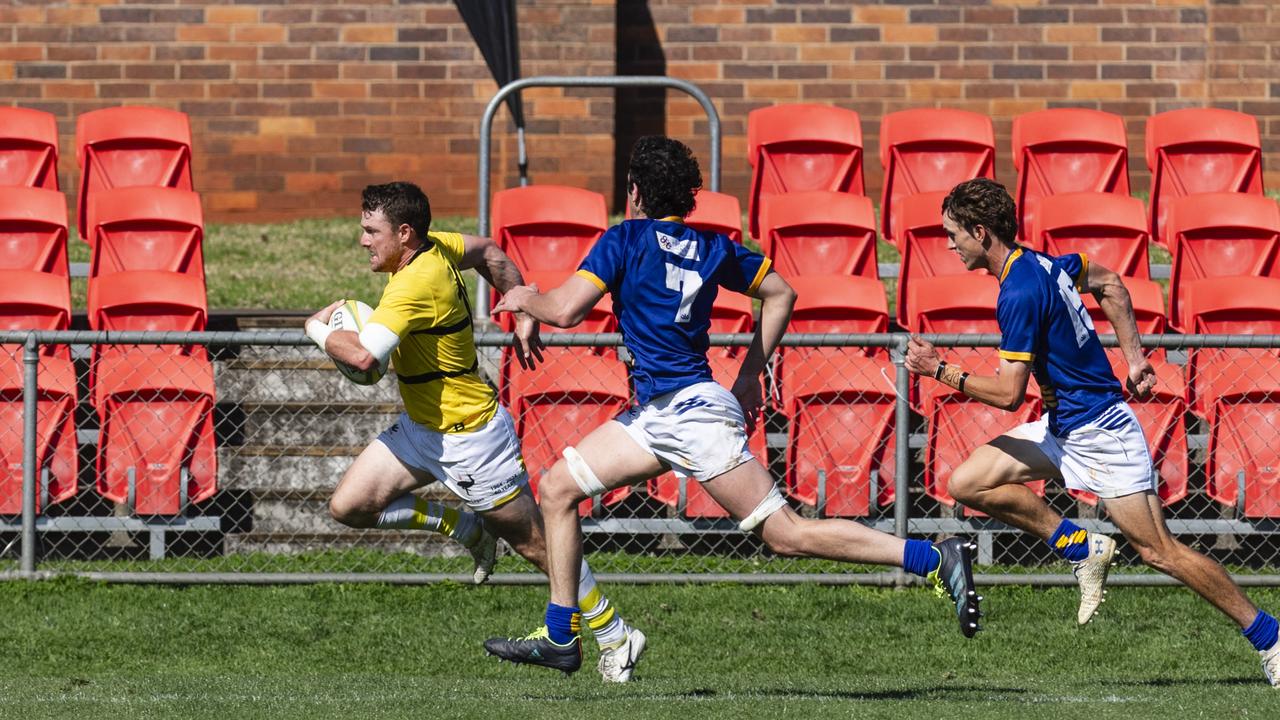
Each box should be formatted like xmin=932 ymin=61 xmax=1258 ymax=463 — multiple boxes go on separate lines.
xmin=454 ymin=0 xmax=524 ymax=128
xmin=614 ymin=1 xmax=666 ymax=211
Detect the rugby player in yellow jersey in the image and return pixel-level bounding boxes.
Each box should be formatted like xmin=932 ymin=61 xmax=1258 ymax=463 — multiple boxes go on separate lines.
xmin=303 ymin=182 xmax=645 ymax=682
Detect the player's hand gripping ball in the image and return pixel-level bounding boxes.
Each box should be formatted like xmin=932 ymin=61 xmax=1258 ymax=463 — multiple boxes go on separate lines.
xmin=329 ymin=299 xmax=385 ymax=385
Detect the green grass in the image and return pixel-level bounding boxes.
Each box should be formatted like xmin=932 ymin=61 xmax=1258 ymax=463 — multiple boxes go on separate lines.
xmin=1 ymin=577 xmax=1278 ymax=718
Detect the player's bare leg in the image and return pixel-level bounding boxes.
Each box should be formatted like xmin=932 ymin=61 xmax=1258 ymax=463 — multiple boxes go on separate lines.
xmin=948 ymin=434 xmax=1116 ymax=624
xmin=702 ymin=460 xmax=981 ymax=637
xmin=1103 ymin=492 xmax=1256 ymax=625
xmin=329 ymin=440 xmax=495 ymax=582
xmin=484 ymin=421 xmax=661 ymax=676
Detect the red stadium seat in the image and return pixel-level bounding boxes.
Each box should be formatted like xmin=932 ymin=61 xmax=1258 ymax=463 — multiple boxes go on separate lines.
xmin=686 ymin=190 xmax=744 ymax=244
xmin=746 ymin=104 xmax=864 ymax=239
xmin=94 ymin=352 xmax=216 ymax=516
xmin=0 ymin=352 xmax=78 ymax=515
xmin=87 ymin=187 xmax=205 ymax=279
xmin=775 ymin=276 xmax=892 ymax=515
xmin=508 ymin=352 xmax=631 ymax=516
xmin=758 ymin=191 xmax=878 ymax=279
xmin=781 ymin=353 xmax=896 ymax=517
xmin=880 ymin=109 xmax=995 ymax=246
xmin=490 ymin=185 xmax=607 ymax=274
xmin=907 ymin=275 xmax=1043 ymax=510
xmin=75 ymin=106 xmax=194 ymax=238
xmin=1165 ymin=193 xmax=1280 ymax=329
xmin=0 ymin=269 xmax=77 ymax=514
xmin=1179 ymin=276 xmax=1280 ymax=417
xmin=0 ymin=187 xmax=70 ymax=275
xmin=1012 ymin=109 xmax=1130 ymax=244
xmin=86 ymin=270 xmax=209 ymax=399
xmin=895 ymin=191 xmax=986 ymax=328
xmin=0 ymin=269 xmax=72 ymax=360
xmin=0 ymin=107 xmax=59 ymax=189
xmin=1031 ymin=192 xmax=1150 ymax=280
xmin=1200 ymin=354 xmax=1280 ymax=517
xmin=1145 ymin=108 xmax=1264 ymax=246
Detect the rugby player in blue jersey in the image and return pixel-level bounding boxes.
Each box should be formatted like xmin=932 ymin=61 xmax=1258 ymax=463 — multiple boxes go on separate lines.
xmin=905 ymin=177 xmax=1280 ymax=686
xmin=483 ymin=136 xmax=982 ymax=677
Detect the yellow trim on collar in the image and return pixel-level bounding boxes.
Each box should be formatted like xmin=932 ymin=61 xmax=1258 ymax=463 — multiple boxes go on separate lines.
xmin=575 ymin=269 xmax=607 ymax=292
xmin=998 ymin=247 xmax=1024 ymax=284
xmin=658 ymin=215 xmax=684 ymax=223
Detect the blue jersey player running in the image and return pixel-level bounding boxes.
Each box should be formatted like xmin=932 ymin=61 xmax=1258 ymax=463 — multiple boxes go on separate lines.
xmin=906 ymin=178 xmax=1280 ymax=687
xmin=484 ymin=136 xmax=982 ymax=678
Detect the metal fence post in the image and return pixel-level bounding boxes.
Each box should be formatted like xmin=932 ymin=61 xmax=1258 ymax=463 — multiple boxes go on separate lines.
xmin=21 ymin=333 xmax=38 ymax=576
xmin=891 ymin=334 xmax=911 ymax=588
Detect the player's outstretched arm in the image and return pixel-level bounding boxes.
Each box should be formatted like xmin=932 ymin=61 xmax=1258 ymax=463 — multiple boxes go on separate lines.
xmin=1084 ymin=261 xmax=1156 ymax=398
xmin=905 ymin=336 xmax=1033 ymax=412
xmin=732 ymin=271 xmax=796 ymax=416
xmin=457 ymin=233 xmax=545 ymax=369
xmin=491 ymin=275 xmax=604 ymax=330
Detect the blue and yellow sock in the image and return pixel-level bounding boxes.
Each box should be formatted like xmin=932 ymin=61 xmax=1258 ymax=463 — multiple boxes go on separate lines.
xmin=1244 ymin=610 xmax=1279 ymax=652
xmin=578 ymin=559 xmax=626 ymax=648
xmin=1047 ymin=518 xmax=1089 ymax=562
xmin=544 ymin=603 xmax=581 ymax=646
xmin=902 ymin=539 xmax=940 ymax=577
xmin=375 ymin=495 xmax=481 ymax=545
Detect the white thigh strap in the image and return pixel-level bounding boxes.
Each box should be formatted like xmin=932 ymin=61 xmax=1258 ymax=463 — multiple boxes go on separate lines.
xmin=739 ymin=485 xmax=786 ymax=532
xmin=563 ymin=446 xmax=606 ymax=496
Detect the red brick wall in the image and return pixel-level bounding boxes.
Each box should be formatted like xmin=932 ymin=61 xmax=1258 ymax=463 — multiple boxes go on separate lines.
xmin=3 ymin=0 xmax=1276 ymax=224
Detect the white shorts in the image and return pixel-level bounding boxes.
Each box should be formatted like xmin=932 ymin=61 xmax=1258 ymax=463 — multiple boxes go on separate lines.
xmin=376 ymin=406 xmax=529 ymax=512
xmin=615 ymin=382 xmax=755 ymax=482
xmin=1005 ymin=401 xmax=1157 ymax=499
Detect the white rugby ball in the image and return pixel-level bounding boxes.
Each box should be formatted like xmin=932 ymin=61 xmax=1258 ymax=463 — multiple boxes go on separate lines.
xmin=328 ymin=299 xmax=386 ymax=385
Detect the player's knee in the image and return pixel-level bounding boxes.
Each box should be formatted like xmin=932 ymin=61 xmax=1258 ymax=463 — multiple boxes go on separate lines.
xmin=540 ymin=462 xmax=585 ymax=510
xmin=948 ymin=463 xmax=984 ymax=505
xmin=759 ymin=511 xmax=809 ymax=557
xmin=328 ymin=494 xmax=367 ymax=528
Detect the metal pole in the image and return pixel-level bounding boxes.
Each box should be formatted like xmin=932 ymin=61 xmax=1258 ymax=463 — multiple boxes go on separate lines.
xmin=20 ymin=334 xmax=37 ymax=575
xmin=477 ymin=75 xmax=723 ymax=317
xmin=891 ymin=335 xmax=912 ymax=588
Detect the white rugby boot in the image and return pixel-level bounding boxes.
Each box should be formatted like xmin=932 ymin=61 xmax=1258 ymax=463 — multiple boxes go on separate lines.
xmin=598 ymin=624 xmax=647 ymax=683
xmin=1261 ymin=629 xmax=1280 ymax=687
xmin=466 ymin=524 xmax=498 ymax=585
xmin=1072 ymin=532 xmax=1116 ymax=625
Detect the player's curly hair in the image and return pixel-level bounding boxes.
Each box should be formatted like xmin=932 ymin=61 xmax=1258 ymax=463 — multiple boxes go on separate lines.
xmin=628 ymin=136 xmax=702 ymax=219
xmin=362 ymin=181 xmax=432 ymax=239
xmin=941 ymin=178 xmax=1018 ymax=245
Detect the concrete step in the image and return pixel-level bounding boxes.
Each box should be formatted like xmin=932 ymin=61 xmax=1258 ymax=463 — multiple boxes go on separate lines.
xmin=229 ymin=403 xmax=401 ymax=447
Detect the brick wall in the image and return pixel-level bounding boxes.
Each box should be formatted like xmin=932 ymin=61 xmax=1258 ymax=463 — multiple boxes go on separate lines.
xmin=3 ymin=0 xmax=1276 ymax=224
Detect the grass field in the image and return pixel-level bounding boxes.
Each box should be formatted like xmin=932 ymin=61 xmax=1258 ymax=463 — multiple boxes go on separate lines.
xmin=2 ymin=577 xmax=1277 ymax=719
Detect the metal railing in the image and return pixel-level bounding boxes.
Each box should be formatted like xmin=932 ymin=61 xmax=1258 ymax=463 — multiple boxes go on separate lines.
xmin=2 ymin=330 xmax=1279 ymax=585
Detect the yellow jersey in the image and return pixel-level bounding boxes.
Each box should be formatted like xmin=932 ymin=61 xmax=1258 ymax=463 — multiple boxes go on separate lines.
xmin=367 ymin=231 xmax=497 ymax=433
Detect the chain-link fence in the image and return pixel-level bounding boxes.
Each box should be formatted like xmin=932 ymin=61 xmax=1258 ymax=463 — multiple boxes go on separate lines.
xmin=2 ymin=329 xmax=1279 ymax=585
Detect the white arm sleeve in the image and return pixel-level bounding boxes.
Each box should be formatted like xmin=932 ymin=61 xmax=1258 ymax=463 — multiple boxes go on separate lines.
xmin=358 ymin=322 xmax=400 ymax=366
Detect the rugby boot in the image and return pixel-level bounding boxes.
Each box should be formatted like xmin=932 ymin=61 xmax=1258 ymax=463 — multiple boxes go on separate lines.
xmin=1261 ymin=628 xmax=1280 ymax=688
xmin=929 ymin=537 xmax=983 ymax=638
xmin=1072 ymin=533 xmax=1116 ymax=625
xmin=597 ymin=624 xmax=647 ymax=683
xmin=484 ymin=625 xmax=582 ymax=675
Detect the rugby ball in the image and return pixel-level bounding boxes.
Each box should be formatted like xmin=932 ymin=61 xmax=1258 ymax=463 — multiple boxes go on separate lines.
xmin=328 ymin=299 xmax=386 ymax=385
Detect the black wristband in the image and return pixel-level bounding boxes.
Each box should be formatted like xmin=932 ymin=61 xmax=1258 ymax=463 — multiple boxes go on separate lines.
xmin=934 ymin=360 xmax=948 ymax=381
xmin=958 ymin=371 xmax=969 ymax=394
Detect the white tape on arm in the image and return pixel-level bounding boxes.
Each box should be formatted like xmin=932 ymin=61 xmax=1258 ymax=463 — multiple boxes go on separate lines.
xmin=563 ymin=446 xmax=606 ymax=496
xmin=358 ymin=322 xmax=400 ymax=366
xmin=738 ymin=485 xmax=786 ymax=532
xmin=305 ymin=318 xmax=332 ymax=351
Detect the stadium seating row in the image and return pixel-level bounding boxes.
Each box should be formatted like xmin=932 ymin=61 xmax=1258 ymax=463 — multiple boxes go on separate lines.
xmin=0 ymin=105 xmax=214 ymax=518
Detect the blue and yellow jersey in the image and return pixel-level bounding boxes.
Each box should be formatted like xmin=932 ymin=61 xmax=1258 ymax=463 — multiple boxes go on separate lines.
xmin=996 ymin=247 xmax=1122 ymax=436
xmin=367 ymin=231 xmax=497 ymax=433
xmin=576 ymin=218 xmax=771 ymax=405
